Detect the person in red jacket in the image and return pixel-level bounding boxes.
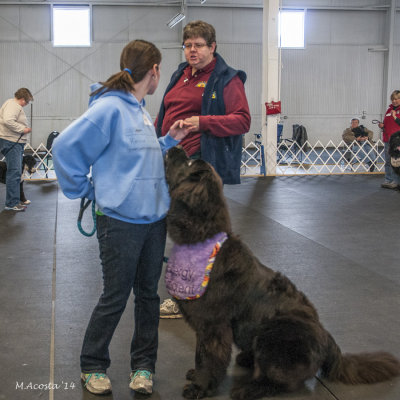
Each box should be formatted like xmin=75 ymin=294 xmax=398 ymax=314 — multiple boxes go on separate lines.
xmin=379 ymin=90 xmax=400 ymax=189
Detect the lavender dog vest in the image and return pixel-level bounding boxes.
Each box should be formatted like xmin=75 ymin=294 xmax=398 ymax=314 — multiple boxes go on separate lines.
xmin=165 ymin=232 xmax=228 ymax=300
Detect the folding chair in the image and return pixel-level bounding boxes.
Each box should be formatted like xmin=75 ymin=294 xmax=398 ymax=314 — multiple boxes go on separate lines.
xmin=37 ymin=131 xmax=60 ymax=177
xmin=278 ymin=124 xmax=309 ymax=163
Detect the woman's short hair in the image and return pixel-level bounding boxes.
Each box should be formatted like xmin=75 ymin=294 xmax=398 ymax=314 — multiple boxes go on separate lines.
xmin=183 ymin=20 xmax=217 ymax=53
xmin=15 ymin=88 xmax=33 ymax=102
xmin=390 ymin=90 xmax=400 ymax=101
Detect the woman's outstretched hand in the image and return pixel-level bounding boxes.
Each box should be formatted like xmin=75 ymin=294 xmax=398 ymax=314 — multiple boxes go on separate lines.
xmin=169 ymin=120 xmax=196 ymax=141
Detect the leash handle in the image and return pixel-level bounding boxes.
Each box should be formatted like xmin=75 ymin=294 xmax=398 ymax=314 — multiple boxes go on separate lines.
xmin=77 ymin=198 xmax=97 ymax=237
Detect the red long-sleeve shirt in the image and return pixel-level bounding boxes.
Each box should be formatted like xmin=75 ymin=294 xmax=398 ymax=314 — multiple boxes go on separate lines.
xmin=159 ymin=58 xmax=250 ymax=156
xmin=382 ymin=104 xmax=400 ymax=142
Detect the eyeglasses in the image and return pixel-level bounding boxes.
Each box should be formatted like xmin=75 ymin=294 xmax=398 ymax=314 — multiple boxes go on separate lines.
xmin=182 ymin=42 xmax=208 ymax=50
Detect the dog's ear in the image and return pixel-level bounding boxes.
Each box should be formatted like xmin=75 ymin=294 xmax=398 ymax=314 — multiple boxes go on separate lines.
xmin=389 ymin=131 xmax=400 ymax=151
xmin=187 ymin=168 xmax=210 ymax=182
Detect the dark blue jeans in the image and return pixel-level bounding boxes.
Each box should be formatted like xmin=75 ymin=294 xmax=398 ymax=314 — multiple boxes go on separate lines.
xmin=80 ymin=215 xmax=166 ymax=374
xmin=384 ymin=142 xmax=400 ymax=184
xmin=0 ymin=138 xmax=24 ymax=207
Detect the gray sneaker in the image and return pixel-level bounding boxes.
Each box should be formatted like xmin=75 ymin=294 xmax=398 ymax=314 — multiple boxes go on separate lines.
xmin=81 ymin=372 xmax=112 ymax=394
xmin=4 ymin=204 xmax=25 ymax=212
xmin=129 ymin=370 xmax=153 ymax=394
xmin=381 ymin=181 xmax=398 ymax=189
xmin=160 ymin=298 xmax=182 ymax=319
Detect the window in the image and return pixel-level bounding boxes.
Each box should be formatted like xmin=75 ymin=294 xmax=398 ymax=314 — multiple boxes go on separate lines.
xmin=52 ymin=5 xmax=91 ymax=47
xmin=279 ymin=10 xmax=305 ymax=49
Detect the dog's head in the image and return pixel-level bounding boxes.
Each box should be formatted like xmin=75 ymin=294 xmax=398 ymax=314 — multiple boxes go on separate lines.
xmin=165 ymin=147 xmax=231 ymax=244
xmin=23 ymin=155 xmax=37 ymax=174
xmin=389 ymin=131 xmax=400 ymax=174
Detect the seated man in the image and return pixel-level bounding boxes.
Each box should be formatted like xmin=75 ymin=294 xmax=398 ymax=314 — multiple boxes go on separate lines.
xmin=342 ymin=117 xmax=376 ymax=171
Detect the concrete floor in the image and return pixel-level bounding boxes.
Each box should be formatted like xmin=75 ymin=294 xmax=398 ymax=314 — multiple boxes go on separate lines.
xmin=0 ymin=174 xmax=399 ymax=400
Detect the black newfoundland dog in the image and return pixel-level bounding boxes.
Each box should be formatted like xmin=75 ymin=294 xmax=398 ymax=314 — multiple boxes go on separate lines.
xmin=164 ymin=146 xmax=400 ymax=400
xmin=389 ymin=130 xmax=400 ymax=176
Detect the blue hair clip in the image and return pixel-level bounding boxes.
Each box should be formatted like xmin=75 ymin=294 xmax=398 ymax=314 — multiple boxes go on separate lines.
xmin=123 ymin=68 xmax=132 ymax=75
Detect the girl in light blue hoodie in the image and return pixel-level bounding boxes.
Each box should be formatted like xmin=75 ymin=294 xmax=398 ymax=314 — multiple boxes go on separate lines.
xmin=53 ymin=40 xmax=194 ymax=396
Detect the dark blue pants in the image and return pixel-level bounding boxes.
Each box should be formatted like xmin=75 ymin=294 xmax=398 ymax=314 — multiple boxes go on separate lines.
xmin=384 ymin=142 xmax=400 ymax=184
xmin=0 ymin=138 xmax=24 ymax=207
xmin=80 ymin=215 xmax=166 ymax=374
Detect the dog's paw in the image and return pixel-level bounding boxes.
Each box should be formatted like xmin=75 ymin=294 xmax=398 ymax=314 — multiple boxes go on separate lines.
xmin=231 ymin=386 xmax=252 ymax=400
xmin=186 ymin=368 xmax=196 ymax=381
xmin=182 ymin=383 xmax=207 ymax=399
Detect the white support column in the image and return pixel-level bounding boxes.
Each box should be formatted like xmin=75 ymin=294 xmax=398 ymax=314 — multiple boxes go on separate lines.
xmin=261 ymin=0 xmax=280 ymax=175
xmin=385 ymin=0 xmax=395 ymax=104
xmin=181 ymin=0 xmax=187 ymax=62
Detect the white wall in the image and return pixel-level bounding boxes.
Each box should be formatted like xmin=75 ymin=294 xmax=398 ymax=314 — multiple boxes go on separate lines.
xmin=0 ymin=1 xmax=399 ymax=147
xmin=281 ymin=9 xmax=387 ymax=143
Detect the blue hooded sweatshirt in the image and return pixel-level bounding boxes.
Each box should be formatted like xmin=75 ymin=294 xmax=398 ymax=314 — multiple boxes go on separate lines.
xmin=53 ymin=84 xmax=179 ymax=224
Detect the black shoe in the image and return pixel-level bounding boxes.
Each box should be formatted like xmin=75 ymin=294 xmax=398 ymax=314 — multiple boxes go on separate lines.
xmin=369 ymin=164 xmax=375 ymax=172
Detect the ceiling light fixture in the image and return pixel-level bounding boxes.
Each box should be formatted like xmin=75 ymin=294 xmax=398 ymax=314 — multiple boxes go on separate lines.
xmin=166 ymin=12 xmax=185 ymax=28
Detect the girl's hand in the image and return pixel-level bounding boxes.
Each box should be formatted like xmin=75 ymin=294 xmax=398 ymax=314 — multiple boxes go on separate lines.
xmin=169 ymin=120 xmax=196 ymax=141
xmin=378 ymin=123 xmax=384 ymax=129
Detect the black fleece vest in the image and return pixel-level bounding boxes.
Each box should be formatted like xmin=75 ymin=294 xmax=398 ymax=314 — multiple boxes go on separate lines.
xmin=156 ymin=53 xmax=247 ymax=184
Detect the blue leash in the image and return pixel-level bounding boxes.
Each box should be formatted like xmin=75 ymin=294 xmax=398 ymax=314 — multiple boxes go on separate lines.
xmin=76 ymin=201 xmax=169 ymax=260
xmin=77 ymin=198 xmax=97 ymax=237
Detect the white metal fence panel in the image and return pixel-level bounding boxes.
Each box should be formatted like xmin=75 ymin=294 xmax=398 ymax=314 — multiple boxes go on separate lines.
xmin=1 ymin=139 xmax=385 ymax=181
xmin=241 ymin=138 xmax=385 ymax=176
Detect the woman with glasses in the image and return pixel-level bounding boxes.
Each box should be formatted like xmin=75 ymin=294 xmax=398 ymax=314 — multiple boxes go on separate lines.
xmin=155 ymin=20 xmax=251 ymax=318
xmin=156 ymin=20 xmax=250 ymax=184
xmin=0 ymin=88 xmax=33 ymax=211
